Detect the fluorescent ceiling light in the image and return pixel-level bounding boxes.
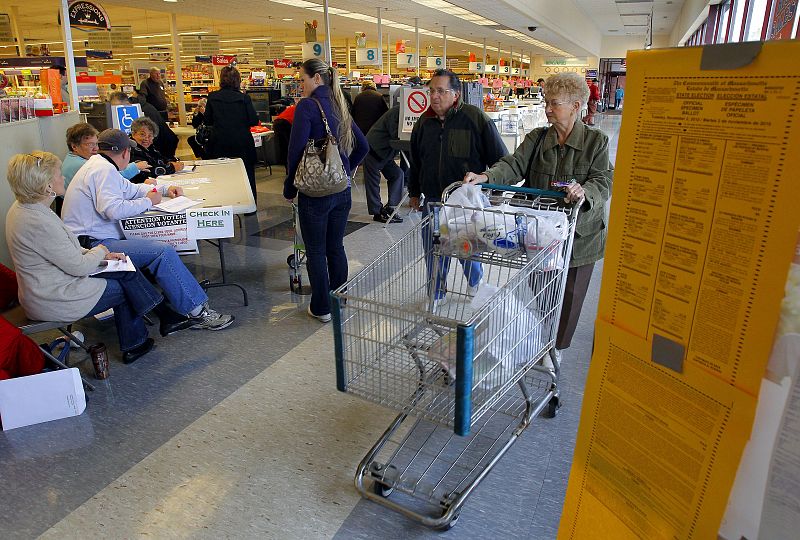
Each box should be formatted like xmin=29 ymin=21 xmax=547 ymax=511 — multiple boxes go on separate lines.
xmin=282 ymin=18 xmax=293 ymax=21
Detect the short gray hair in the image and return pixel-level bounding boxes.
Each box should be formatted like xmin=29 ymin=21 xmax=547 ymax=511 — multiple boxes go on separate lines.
xmin=543 ymin=72 xmax=590 ymax=107
xmin=131 ymin=116 xmax=159 ymax=138
xmin=7 ymin=151 xmax=61 ymax=204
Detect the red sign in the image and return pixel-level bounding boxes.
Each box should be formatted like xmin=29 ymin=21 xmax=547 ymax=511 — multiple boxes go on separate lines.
xmin=273 ymin=59 xmax=293 ymax=69
xmin=211 ymin=55 xmax=236 ymax=66
xmin=407 ymin=90 xmax=428 ymax=114
xmin=768 ymin=0 xmax=798 ymax=40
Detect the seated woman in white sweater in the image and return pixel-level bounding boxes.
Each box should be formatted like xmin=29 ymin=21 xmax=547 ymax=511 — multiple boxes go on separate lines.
xmin=4 ymin=152 xmax=193 ymax=364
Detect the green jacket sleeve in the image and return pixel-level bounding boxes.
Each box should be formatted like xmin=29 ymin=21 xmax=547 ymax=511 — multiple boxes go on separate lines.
xmin=581 ymin=133 xmax=613 ymax=214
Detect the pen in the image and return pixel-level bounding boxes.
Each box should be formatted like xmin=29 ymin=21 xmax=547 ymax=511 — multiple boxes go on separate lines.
xmin=151 ymin=187 xmax=158 ymax=193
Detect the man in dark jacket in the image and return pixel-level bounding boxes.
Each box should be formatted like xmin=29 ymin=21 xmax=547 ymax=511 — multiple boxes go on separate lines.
xmin=409 ymin=69 xmax=507 ymax=306
xmin=352 ymin=81 xmax=388 ymax=138
xmin=139 ymin=68 xmax=169 ymax=121
xmin=365 ymin=105 xmax=404 ymax=223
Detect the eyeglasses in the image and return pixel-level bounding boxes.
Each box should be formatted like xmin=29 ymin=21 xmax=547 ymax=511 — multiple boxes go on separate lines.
xmin=429 ymin=88 xmax=455 ymax=96
xmin=81 ymin=140 xmax=99 ymax=149
xmin=26 ymin=154 xmax=42 ymax=167
xmin=544 ymin=99 xmax=571 ymax=109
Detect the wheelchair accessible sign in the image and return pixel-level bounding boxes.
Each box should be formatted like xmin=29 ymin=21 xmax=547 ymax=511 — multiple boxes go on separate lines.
xmin=111 ymin=104 xmax=142 ymax=134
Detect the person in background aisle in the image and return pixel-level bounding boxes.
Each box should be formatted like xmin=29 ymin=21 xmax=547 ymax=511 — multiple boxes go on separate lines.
xmin=62 ymin=129 xmax=235 ymax=333
xmin=204 ymin=66 xmax=260 ymax=207
xmin=583 ymin=78 xmax=601 ymax=125
xmin=272 ymin=103 xmax=296 ymax=166
xmin=615 ymin=86 xmax=624 ymax=110
xmin=109 ymin=92 xmax=179 ymax=160
xmin=58 ymin=66 xmax=70 ymax=107
xmin=284 ymin=59 xmax=369 ymax=323
xmin=464 ymin=72 xmax=613 ymax=358
xmin=60 ymin=123 xmax=150 ymax=214
xmin=188 ymin=98 xmax=207 ymax=159
xmin=364 ymin=103 xmax=405 ymax=223
xmin=128 ymin=117 xmax=185 ymax=184
xmin=409 ymin=68 xmax=507 ymax=308
xmin=352 ymin=81 xmax=388 ymax=140
xmin=5 ymin=152 xmax=195 ymax=365
xmin=139 ymin=68 xmax=169 ymax=122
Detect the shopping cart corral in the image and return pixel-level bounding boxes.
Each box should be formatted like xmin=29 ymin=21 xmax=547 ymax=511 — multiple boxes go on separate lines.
xmin=332 ymin=182 xmax=580 ymax=529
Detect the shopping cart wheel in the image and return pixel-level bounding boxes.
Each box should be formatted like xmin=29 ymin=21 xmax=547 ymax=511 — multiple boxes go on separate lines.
xmin=436 ymin=509 xmax=461 ymax=531
xmin=372 ymin=480 xmax=394 ymax=498
xmin=542 ymin=395 xmax=561 ymax=419
xmin=287 ymin=254 xmax=299 ymax=269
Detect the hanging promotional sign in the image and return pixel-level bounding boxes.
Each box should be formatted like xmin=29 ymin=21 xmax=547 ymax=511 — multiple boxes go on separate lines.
xmin=543 ymin=56 xmax=588 ymax=67
xmin=0 ymin=14 xmax=12 ymax=45
xmin=273 ymin=59 xmax=293 ymax=69
xmin=85 ymin=49 xmax=112 ymax=59
xmin=66 ymin=1 xmax=110 ymax=31
xmin=211 ymin=55 xmax=236 ymax=66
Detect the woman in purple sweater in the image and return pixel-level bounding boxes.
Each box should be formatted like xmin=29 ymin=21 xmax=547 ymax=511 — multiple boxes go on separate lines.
xmin=284 ymin=59 xmax=368 ymax=322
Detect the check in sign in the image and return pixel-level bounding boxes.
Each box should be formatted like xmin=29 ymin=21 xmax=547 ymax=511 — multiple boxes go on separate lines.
xmin=111 ymin=104 xmax=142 ymax=134
xmin=186 ymin=206 xmax=234 ymax=240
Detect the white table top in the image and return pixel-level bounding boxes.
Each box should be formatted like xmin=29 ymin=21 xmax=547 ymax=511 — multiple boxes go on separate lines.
xmin=159 ymin=158 xmax=256 ymax=214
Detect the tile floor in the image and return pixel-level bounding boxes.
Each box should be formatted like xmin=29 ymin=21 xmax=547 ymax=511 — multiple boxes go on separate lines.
xmin=1 ymin=113 xmax=622 ymax=539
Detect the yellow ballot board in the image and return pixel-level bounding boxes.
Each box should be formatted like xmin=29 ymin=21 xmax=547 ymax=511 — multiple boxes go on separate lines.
xmin=559 ymin=41 xmax=800 ymax=538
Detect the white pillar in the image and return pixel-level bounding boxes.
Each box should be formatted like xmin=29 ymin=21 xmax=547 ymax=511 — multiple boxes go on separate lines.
xmin=482 ymin=38 xmax=486 ymax=74
xmin=9 ymin=6 xmax=23 ymax=56
xmin=59 ymin=0 xmax=78 ymax=111
xmin=415 ymin=18 xmax=420 ymax=76
xmin=386 ymin=32 xmax=390 ymax=76
xmin=323 ymin=0 xmax=332 ymax=64
xmin=169 ymin=13 xmax=186 ymax=126
xmin=497 ymin=42 xmax=501 ymax=78
xmin=376 ymin=7 xmax=382 ymax=68
xmin=346 ymin=38 xmax=350 ymax=74
xmin=442 ymin=26 xmax=446 ymax=68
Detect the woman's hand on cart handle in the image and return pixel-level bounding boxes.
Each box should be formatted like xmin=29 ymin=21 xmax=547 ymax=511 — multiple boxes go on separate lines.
xmin=563 ymin=182 xmax=585 ymax=203
xmin=463 ymin=172 xmax=488 ymax=185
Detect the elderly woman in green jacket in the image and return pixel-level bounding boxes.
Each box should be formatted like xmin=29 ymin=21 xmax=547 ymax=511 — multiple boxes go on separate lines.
xmin=465 ymin=71 xmax=613 ymax=354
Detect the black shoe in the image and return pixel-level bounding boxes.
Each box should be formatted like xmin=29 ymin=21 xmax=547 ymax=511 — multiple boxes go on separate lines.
xmin=153 ymin=301 xmax=193 ymax=337
xmin=373 ymin=207 xmax=403 ymax=224
xmin=122 ymin=338 xmax=154 ymax=364
xmin=159 ymin=317 xmax=195 ymax=337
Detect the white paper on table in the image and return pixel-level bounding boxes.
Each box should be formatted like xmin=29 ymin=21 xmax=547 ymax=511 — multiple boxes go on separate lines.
xmin=153 ymin=196 xmax=203 ymax=213
xmin=0 ymin=368 xmax=86 ymax=430
xmin=88 ymin=255 xmax=135 ymax=276
xmin=156 ymin=177 xmax=211 ymax=187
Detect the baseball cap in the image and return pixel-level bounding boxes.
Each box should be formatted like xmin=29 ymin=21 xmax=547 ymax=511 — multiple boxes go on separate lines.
xmin=97 ymin=129 xmax=137 ymax=152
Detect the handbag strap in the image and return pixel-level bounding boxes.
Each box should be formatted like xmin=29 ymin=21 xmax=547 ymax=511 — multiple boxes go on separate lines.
xmin=309 ymin=97 xmax=334 ymax=139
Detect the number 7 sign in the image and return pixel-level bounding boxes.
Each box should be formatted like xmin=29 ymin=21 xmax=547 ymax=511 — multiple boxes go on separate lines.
xmin=397 ymin=52 xmax=417 ymax=67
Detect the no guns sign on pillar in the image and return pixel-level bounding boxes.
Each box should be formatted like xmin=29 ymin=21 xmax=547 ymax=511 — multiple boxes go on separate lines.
xmin=399 ymin=87 xmax=429 ymax=137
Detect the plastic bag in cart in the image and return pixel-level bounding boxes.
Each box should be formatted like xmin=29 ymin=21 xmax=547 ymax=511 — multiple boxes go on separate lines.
xmin=440 ymin=184 xmax=489 ymax=224
xmin=428 ymin=285 xmax=544 ymax=390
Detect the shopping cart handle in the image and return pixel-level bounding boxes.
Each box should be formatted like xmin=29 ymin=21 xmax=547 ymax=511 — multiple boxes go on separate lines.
xmin=479 ymin=183 xmax=565 ymax=199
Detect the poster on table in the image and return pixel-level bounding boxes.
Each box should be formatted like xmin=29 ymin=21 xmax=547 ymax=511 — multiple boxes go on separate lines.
xmin=120 ymin=213 xmax=198 ymax=255
xmin=558 ymin=40 xmax=800 ymax=539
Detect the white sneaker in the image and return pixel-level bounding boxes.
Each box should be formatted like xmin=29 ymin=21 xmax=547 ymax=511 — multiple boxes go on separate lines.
xmin=432 ymin=296 xmax=449 ymax=311
xmin=466 ymin=281 xmax=483 ymax=296
xmin=307 ymin=306 xmax=332 ymax=323
xmin=189 ymin=303 xmax=235 ymax=330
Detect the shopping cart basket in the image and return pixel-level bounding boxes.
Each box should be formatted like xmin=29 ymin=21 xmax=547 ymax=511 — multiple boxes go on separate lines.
xmin=331 ymin=182 xmax=580 ymax=529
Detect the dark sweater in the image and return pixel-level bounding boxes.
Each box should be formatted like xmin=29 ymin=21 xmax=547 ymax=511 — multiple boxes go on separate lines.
xmin=352 ymin=89 xmax=388 ymax=136
xmin=128 ymin=141 xmax=177 ymax=184
xmin=283 ymin=85 xmax=369 ymax=200
xmin=204 ymin=87 xmax=259 ymax=157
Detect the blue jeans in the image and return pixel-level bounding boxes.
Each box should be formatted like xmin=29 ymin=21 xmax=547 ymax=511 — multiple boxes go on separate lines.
xmin=298 ymin=188 xmax=351 ymax=316
xmin=422 ymin=200 xmax=482 ymax=300
xmin=364 ymin=152 xmax=404 ymax=215
xmin=86 ymin=271 xmax=162 ymax=352
xmin=91 ymin=238 xmax=208 ymax=316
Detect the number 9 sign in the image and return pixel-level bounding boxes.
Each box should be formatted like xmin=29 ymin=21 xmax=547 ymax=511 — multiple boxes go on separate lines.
xmin=302 ymin=41 xmax=325 ymax=60
xmin=313 ymin=43 xmax=322 ymax=56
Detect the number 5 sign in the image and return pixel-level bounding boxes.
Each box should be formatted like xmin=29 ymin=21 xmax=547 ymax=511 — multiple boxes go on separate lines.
xmin=356 ymin=48 xmax=380 ymax=65
xmin=301 ymin=42 xmax=325 ymax=61
xmin=397 ymin=52 xmax=417 ymax=67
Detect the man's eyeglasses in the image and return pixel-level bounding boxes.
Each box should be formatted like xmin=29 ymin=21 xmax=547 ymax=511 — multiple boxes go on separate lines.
xmin=429 ymin=88 xmax=455 ymax=96
xmin=26 ymin=154 xmax=42 ymax=167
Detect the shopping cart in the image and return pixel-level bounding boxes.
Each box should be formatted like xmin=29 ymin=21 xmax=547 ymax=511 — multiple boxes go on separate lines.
xmin=331 ymin=182 xmax=580 ymax=529
xmin=287 ymin=203 xmax=310 ymax=295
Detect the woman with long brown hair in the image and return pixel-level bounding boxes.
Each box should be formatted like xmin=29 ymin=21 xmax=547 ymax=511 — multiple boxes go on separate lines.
xmin=284 ymin=59 xmax=369 ymax=322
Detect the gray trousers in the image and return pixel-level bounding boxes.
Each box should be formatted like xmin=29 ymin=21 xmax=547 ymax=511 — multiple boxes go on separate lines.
xmin=364 ymin=152 xmax=405 ymax=215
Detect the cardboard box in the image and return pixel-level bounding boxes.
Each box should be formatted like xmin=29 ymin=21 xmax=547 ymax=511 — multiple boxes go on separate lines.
xmin=0 ymin=368 xmax=86 ymax=430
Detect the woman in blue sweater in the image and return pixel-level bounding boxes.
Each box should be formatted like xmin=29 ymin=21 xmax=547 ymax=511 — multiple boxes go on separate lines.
xmin=284 ymin=59 xmax=368 ymax=322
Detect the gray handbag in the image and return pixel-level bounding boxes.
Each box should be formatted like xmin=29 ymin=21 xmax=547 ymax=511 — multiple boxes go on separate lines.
xmin=293 ymin=98 xmax=349 ymax=197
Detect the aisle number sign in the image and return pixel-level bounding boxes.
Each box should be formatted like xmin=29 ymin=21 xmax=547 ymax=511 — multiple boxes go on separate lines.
xmin=301 ymin=42 xmax=324 ymax=61
xmin=425 ymin=56 xmax=443 ymax=69
xmin=468 ymin=62 xmax=483 ymax=73
xmin=484 ymin=64 xmax=498 ymax=74
xmin=511 ymin=67 xmax=520 ymax=75
xmin=499 ymin=65 xmax=511 ymax=75
xmin=356 ymin=48 xmax=380 ymax=66
xmin=396 ymin=52 xmax=417 ymax=67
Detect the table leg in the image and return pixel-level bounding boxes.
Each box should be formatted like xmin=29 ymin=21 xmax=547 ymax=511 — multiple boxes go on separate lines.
xmin=200 ymin=237 xmax=249 ymax=306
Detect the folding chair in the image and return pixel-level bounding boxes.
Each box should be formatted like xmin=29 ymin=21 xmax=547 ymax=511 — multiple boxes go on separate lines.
xmin=2 ymin=305 xmax=96 ymax=391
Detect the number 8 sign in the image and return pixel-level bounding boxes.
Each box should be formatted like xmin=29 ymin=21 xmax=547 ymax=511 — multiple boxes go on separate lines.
xmin=356 ymin=48 xmax=381 ymax=65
